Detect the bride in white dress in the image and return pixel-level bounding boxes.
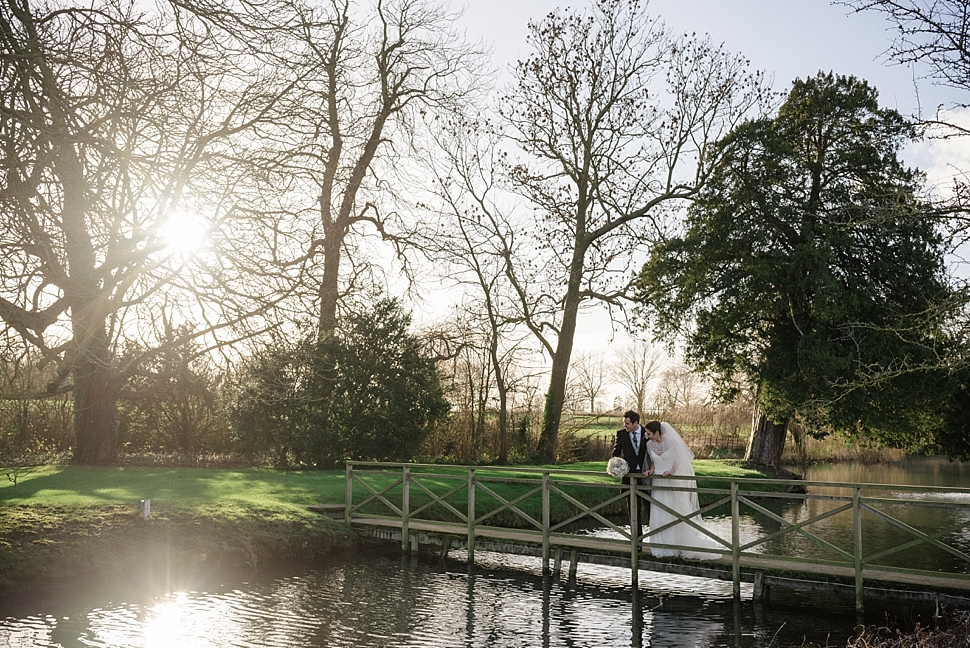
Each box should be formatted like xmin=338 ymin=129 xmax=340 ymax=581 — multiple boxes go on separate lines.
xmin=644 ymin=421 xmax=723 ymax=560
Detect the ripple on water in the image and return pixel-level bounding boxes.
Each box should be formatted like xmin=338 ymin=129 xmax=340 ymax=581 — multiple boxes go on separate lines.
xmin=1 ymin=614 xmax=57 ymax=647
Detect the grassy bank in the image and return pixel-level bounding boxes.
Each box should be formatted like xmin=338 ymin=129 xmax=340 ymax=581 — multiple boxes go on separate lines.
xmin=0 ymin=466 xmax=354 ymax=596
xmin=0 ymin=460 xmax=780 ymax=596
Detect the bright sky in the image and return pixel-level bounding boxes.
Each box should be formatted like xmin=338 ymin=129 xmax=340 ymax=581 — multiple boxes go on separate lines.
xmin=445 ymin=0 xmax=970 ymax=404
xmin=457 ymin=0 xmax=967 ymax=179
xmin=457 ymin=0 xmax=960 ymax=114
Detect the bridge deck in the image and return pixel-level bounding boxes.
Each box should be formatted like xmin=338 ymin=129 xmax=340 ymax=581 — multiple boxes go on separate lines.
xmin=352 ymin=515 xmax=970 ymax=592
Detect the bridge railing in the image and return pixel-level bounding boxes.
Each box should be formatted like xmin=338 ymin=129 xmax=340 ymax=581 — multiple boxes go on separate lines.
xmin=344 ymin=461 xmax=970 ymax=612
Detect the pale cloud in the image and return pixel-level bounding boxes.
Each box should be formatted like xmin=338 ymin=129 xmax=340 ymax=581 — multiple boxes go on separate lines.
xmin=908 ymin=107 xmax=970 ymax=200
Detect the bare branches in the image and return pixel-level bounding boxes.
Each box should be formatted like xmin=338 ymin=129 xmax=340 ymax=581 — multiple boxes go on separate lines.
xmin=0 ymin=0 xmax=320 ymax=461
xmin=612 ymin=340 xmax=664 ymax=414
xmin=841 ymin=0 xmax=970 ymax=104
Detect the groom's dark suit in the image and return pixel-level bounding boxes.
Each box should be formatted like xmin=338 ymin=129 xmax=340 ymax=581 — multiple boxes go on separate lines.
xmin=611 ymin=426 xmax=652 ymax=543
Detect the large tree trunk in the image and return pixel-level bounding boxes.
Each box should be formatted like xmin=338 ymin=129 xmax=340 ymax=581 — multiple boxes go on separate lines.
xmin=745 ymin=411 xmax=789 ymax=466
xmin=536 ymin=263 xmax=583 ymax=463
xmin=497 ymin=386 xmax=508 ymax=464
xmin=491 ymin=347 xmax=509 ymax=464
xmin=317 ymin=229 xmax=343 ymax=341
xmin=309 ymin=226 xmax=343 ymax=467
xmin=71 ymin=327 xmax=118 ymax=465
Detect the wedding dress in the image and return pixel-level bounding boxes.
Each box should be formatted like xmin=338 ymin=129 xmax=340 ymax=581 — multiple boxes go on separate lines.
xmin=646 ymin=423 xmax=722 ymax=560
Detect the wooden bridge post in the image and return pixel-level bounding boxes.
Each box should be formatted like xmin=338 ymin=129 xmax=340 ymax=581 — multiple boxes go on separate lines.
xmin=731 ymin=481 xmax=740 ymax=599
xmin=401 ymin=465 xmax=410 ymax=554
xmin=344 ymin=462 xmax=353 ymax=528
xmin=752 ymin=571 xmax=765 ymax=602
xmin=542 ymin=471 xmax=551 ymax=574
xmin=467 ymin=468 xmax=476 ymax=564
xmin=853 ymin=487 xmax=864 ymax=614
xmin=630 ymin=478 xmax=639 ymax=589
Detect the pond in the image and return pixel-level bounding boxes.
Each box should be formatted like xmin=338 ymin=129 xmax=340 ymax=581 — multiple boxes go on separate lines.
xmin=2 ymin=456 xmax=966 ymax=648
xmin=781 ymin=455 xmax=970 ymax=573
xmin=1 ymin=547 xmax=865 ymax=648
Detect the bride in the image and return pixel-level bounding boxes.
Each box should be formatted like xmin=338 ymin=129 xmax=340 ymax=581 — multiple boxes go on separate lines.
xmin=643 ymin=421 xmax=723 ymax=560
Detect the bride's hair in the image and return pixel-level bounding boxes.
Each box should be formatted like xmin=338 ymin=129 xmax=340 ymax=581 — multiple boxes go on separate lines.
xmin=644 ymin=420 xmax=662 ymax=434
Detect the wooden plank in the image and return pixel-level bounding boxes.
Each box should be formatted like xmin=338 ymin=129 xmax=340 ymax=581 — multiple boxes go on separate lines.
xmin=354 ymin=520 xmax=970 ymax=594
xmin=735 ymin=555 xmax=970 ymax=591
xmin=308 ymin=503 xmax=345 ymax=517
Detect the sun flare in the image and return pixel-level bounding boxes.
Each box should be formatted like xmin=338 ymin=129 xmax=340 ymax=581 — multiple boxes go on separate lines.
xmin=144 ymin=593 xmax=189 ymax=648
xmin=160 ymin=210 xmax=209 ymax=255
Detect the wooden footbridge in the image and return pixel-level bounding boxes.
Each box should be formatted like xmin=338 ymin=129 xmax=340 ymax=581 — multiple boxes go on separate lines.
xmin=333 ymin=461 xmax=970 ymax=613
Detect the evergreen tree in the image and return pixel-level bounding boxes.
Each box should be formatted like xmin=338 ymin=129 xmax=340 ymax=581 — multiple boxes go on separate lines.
xmin=230 ymin=298 xmax=449 ymax=468
xmin=636 ymin=72 xmax=958 ymax=464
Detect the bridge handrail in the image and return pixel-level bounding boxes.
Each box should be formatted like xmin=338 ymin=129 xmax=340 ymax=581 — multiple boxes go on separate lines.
xmin=345 ymin=460 xmax=970 ymax=494
xmin=343 ymin=460 xmax=970 ymax=613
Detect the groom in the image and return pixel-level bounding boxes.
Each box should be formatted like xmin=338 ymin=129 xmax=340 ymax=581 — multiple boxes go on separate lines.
xmin=611 ymin=409 xmax=652 ymax=544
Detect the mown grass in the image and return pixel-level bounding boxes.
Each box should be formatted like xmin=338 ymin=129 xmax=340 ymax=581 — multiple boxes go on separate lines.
xmin=0 ymin=465 xmax=345 ymax=516
xmin=0 ymin=466 xmax=353 ymax=595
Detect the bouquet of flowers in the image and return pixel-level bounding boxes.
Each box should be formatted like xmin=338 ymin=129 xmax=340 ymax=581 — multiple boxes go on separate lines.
xmin=606 ymin=456 xmax=629 ymax=479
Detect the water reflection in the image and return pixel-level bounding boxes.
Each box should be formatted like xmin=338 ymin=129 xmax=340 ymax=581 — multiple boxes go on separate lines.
xmin=1 ymin=548 xmax=862 ymax=648
xmin=789 ymin=455 xmax=970 ymax=487
xmin=783 ymin=456 xmax=970 ymax=573
xmin=643 ymin=602 xmax=725 ymax=648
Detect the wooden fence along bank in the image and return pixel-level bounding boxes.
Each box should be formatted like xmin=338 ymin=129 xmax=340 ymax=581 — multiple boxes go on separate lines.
xmin=340 ymin=462 xmax=970 ymax=613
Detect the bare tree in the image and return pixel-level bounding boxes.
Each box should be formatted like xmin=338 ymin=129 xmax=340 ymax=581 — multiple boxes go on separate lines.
xmin=420 ymin=110 xmax=542 ymax=463
xmin=613 ymin=341 xmax=664 ymax=414
xmin=187 ymin=0 xmax=488 ymax=462
xmin=839 ymin=1 xmax=970 ymax=242
xmin=431 ymin=313 xmax=491 ymax=461
xmin=498 ymin=0 xmax=770 ymax=462
xmin=840 ymin=1 xmax=969 ymax=117
xmin=0 ymin=0 xmax=292 ymax=463
xmin=247 ymin=0 xmax=486 ymax=341
xmin=655 ymin=363 xmax=708 ymax=416
xmin=570 ymin=351 xmax=609 ymax=414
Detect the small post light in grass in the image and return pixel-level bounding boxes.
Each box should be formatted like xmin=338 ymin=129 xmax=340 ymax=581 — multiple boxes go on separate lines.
xmin=140 ymin=499 xmax=151 ymax=519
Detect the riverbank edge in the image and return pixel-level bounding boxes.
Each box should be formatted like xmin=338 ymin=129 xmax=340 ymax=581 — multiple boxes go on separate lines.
xmin=0 ymin=504 xmax=357 ymax=601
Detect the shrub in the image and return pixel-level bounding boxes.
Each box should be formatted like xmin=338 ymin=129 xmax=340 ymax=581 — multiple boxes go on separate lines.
xmin=230 ymin=298 xmax=449 ymax=468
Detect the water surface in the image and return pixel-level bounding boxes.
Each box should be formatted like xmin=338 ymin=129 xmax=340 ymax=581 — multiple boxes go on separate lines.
xmin=0 ymin=548 xmax=862 ymax=648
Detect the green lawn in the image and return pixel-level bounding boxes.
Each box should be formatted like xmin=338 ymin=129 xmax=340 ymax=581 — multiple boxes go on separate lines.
xmin=0 ymin=466 xmax=355 ymax=593
xmin=0 ymin=460 xmax=775 ymax=516
xmin=0 ymin=465 xmax=346 ymax=518
xmin=0 ymin=460 xmax=782 ymax=533
xmin=566 ymin=420 xmax=617 ymax=437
